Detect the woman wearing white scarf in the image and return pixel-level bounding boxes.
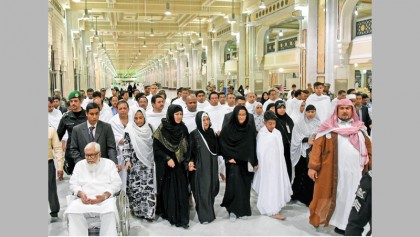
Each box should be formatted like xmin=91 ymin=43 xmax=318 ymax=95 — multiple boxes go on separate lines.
xmin=289 ymin=100 xmax=305 ymax=124
xmin=122 ymin=108 xmax=156 ymax=220
xmin=289 ymin=104 xmax=321 ymax=206
xmin=253 ymin=102 xmax=264 ymax=132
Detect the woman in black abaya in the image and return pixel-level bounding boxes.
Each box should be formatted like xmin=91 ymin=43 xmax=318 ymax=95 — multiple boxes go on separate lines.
xmin=274 ymin=100 xmax=294 ymax=182
xmin=219 ymin=105 xmax=258 ymax=221
xmin=187 ymin=111 xmax=220 ymax=224
xmin=153 ymin=104 xmax=190 ymax=229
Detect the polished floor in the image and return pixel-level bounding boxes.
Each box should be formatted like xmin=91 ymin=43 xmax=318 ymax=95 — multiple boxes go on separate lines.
xmin=48 ymin=171 xmax=370 ymax=236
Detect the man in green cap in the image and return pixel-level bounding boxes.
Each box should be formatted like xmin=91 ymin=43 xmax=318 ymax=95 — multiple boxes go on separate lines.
xmin=57 ymin=90 xmax=87 ymax=175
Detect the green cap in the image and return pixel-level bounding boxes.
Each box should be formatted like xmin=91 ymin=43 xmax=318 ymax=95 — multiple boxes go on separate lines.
xmin=68 ymin=90 xmax=82 ymax=100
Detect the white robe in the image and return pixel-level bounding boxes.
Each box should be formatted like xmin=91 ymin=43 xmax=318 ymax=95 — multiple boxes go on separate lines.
xmin=204 ymin=104 xmax=227 ymax=177
xmin=109 ymin=115 xmax=130 ymax=192
xmin=245 ymin=101 xmax=257 ymax=115
xmin=99 ymin=107 xmax=114 ymax=123
xmin=252 ymin=126 xmax=292 ymax=216
xmin=205 ymin=104 xmax=226 ymax=134
xmin=197 ymin=100 xmax=210 ymax=112
xmin=289 ymin=100 xmax=304 ymax=124
xmin=145 ymin=110 xmax=166 ymax=131
xmin=172 ymin=98 xmax=186 ymax=108
xmin=329 ymin=121 xmax=364 ymax=230
xmin=262 ymin=98 xmax=281 ymax=112
xmin=305 ymin=94 xmax=331 ymax=123
xmin=48 ymin=109 xmax=62 ymax=130
xmin=64 ymin=158 xmax=122 ymax=219
xmin=285 ymin=98 xmax=297 ymax=115
xmin=182 ymin=108 xmax=198 ymax=133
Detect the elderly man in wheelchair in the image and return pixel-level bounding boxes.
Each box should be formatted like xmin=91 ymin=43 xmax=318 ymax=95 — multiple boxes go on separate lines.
xmin=64 ymin=142 xmax=122 ymax=236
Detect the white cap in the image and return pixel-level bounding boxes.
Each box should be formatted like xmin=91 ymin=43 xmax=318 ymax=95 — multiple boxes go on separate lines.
xmin=346 ymin=94 xmax=356 ymax=100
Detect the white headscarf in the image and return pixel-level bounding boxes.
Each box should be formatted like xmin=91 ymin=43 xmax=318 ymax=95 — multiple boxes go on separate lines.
xmin=124 ymin=108 xmax=154 ymax=168
xmin=289 ymin=100 xmax=304 ymax=124
xmin=290 ymin=105 xmax=321 ymax=167
xmin=253 ymin=102 xmax=264 ymax=132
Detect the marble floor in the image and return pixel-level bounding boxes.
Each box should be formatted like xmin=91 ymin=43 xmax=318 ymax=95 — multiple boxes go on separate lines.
xmin=48 ymin=173 xmax=368 ymax=236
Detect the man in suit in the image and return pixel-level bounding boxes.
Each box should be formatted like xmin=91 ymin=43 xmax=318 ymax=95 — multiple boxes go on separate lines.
xmin=70 ymin=102 xmax=121 ymax=172
xmin=355 ymin=93 xmax=372 ymax=135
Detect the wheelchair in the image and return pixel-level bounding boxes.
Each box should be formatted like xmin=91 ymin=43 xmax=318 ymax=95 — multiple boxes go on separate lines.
xmin=67 ymin=191 xmax=130 ymax=236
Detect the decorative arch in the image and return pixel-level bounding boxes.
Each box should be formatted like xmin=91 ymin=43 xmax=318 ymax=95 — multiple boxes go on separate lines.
xmin=338 ymin=0 xmax=358 ymax=64
xmin=255 ymin=26 xmax=270 ymax=67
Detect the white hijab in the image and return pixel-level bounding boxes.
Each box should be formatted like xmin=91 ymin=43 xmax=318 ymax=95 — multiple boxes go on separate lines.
xmin=290 ymin=106 xmax=321 ymax=167
xmin=124 ymin=108 xmax=154 ymax=168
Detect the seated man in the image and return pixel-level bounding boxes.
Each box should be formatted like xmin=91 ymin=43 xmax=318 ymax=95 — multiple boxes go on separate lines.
xmin=64 ymin=142 xmax=122 ymax=236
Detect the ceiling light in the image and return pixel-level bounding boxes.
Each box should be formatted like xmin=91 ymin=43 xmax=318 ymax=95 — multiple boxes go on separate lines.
xmin=81 ymin=0 xmax=89 ymax=20
xmin=211 ymin=24 xmax=217 ymax=33
xmin=198 ymin=18 xmax=203 ymax=41
xmin=229 ymin=0 xmax=236 ymax=23
xmin=165 ymin=0 xmax=172 ymax=15
xmin=259 ymin=0 xmax=266 ymax=9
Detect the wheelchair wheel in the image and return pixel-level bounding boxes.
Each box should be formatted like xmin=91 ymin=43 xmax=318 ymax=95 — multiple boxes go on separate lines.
xmin=118 ymin=191 xmax=130 ymax=236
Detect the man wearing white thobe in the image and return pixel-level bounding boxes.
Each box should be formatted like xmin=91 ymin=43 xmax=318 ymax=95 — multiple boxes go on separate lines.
xmin=262 ymin=89 xmax=282 ymax=112
xmin=65 ymin=142 xmax=122 ymax=236
xmin=146 ymin=95 xmax=166 ymax=131
xmin=305 ymin=82 xmax=331 ymax=123
xmin=182 ymin=95 xmax=198 ymax=133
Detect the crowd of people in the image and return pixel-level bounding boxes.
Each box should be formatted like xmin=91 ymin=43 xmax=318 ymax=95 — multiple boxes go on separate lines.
xmin=48 ymin=81 xmax=372 ymax=236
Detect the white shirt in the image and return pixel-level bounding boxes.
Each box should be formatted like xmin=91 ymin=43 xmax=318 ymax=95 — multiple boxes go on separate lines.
xmin=86 ymin=122 xmax=98 ymax=138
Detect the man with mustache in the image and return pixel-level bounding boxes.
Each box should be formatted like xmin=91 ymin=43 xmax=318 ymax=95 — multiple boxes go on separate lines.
xmin=64 ymin=142 xmax=122 ymax=236
xmin=307 ymin=99 xmax=372 ymax=235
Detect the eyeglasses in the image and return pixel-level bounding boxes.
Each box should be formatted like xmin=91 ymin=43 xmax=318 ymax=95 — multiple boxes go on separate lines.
xmin=85 ymin=152 xmax=99 ymax=158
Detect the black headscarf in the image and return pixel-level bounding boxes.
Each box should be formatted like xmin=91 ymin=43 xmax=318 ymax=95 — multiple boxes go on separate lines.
xmin=195 ymin=111 xmax=218 ymax=154
xmin=274 ymin=100 xmax=294 ymax=143
xmin=260 ymin=92 xmax=269 ymax=105
xmin=265 ymin=103 xmax=275 ymax=112
xmin=219 ymin=106 xmax=257 ymax=165
xmin=153 ymin=104 xmax=189 ymax=162
xmin=160 ymin=104 xmax=187 ymax=144
xmin=275 ymin=100 xmax=294 ymax=128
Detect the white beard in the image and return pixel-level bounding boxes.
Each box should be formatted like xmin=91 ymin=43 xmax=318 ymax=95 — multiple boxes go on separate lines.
xmin=87 ymin=159 xmax=100 ymax=173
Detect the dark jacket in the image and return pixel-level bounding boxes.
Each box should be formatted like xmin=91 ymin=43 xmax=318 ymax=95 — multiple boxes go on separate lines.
xmin=57 ymin=109 xmax=87 ymax=175
xmin=57 ymin=109 xmax=87 ymax=153
xmin=345 ymin=170 xmax=372 ymax=236
xmin=356 ymin=105 xmax=372 ymax=135
xmin=70 ymin=120 xmax=118 ymax=164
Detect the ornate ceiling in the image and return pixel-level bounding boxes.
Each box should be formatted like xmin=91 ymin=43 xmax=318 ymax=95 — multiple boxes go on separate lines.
xmin=53 ymin=0 xmax=372 ymax=76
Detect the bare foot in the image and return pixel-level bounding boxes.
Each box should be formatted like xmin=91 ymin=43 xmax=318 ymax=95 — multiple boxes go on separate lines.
xmin=271 ymin=214 xmax=287 ymax=220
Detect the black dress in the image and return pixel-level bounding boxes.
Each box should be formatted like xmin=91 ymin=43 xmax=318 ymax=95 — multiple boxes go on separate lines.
xmin=153 ymin=104 xmax=190 ymax=228
xmin=274 ymin=101 xmax=294 ymax=182
xmin=188 ymin=129 xmax=219 ymax=223
xmin=153 ymin=139 xmax=189 ymax=227
xmin=219 ymin=106 xmax=257 ymax=218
